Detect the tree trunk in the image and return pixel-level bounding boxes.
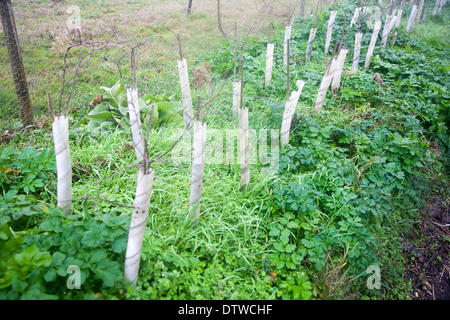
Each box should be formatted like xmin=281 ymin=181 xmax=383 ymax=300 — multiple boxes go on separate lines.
xmin=217 ymin=0 xmax=227 ymax=37
xmin=0 ymin=0 xmax=34 ymax=127
xmin=283 ymin=25 xmax=291 ymax=65
xmin=299 ymin=0 xmax=306 ymax=17
xmin=187 ymin=0 xmax=193 ymax=14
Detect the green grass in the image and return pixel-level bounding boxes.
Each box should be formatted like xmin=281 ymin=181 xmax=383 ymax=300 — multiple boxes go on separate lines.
xmin=0 ymin=0 xmax=448 ymax=300
xmin=66 ymin=126 xmax=279 ymax=299
xmin=1 ymin=0 xmax=306 ymax=128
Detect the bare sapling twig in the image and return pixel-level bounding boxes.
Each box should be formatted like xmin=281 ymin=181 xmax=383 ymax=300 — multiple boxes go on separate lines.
xmin=237 ymin=53 xmax=250 ymax=191
xmin=306 ymin=0 xmax=320 ymax=61
xmin=350 ymin=0 xmax=362 ymax=27
xmin=177 ymin=33 xmax=183 ymax=61
xmin=232 ymin=23 xmax=241 ymax=117
xmin=217 ymin=0 xmax=227 ymax=37
xmin=57 ymin=37 xmax=128 ymax=117
xmin=48 ymin=93 xmax=54 ymax=122
xmin=50 ymin=31 xmax=129 ymax=216
xmin=124 ymin=48 xmax=197 ymax=285
xmin=338 ymin=12 xmax=348 ymax=52
xmin=330 ymin=41 xmax=339 ymax=70
xmin=282 ymin=2 xmax=297 ymax=67
xmin=238 ymin=1 xmax=274 ymax=53
xmin=233 ymin=22 xmax=237 ymax=83
xmin=239 ymin=55 xmax=244 ymax=109
xmin=131 ymin=47 xmax=137 ymax=89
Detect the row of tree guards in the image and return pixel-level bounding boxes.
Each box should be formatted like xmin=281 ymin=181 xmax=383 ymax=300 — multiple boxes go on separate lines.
xmin=48 ymin=0 xmax=448 ymax=285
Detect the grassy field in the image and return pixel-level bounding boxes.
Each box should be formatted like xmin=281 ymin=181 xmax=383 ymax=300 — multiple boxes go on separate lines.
xmin=0 ymin=0 xmax=324 ymax=128
xmin=0 ymin=0 xmax=449 ymax=301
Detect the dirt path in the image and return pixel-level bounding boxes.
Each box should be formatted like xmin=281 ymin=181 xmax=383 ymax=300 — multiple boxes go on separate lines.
xmin=403 ymin=179 xmax=450 ymax=300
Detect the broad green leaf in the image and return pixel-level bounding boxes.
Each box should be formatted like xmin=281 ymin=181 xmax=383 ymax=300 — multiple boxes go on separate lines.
xmin=285 ymin=244 xmax=296 ymax=253
xmin=274 ymin=242 xmax=284 ymax=252
xmin=81 ymin=229 xmax=102 ymax=248
xmin=111 ymin=234 xmax=128 ymax=254
xmin=280 ymin=233 xmax=289 ymax=245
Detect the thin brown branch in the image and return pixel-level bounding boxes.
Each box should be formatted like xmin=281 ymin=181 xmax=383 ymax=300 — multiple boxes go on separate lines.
xmin=177 ymin=33 xmax=183 ymax=61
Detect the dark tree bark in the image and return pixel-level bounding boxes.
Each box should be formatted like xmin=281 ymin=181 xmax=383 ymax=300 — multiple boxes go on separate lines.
xmin=187 ymin=0 xmax=193 ymax=14
xmin=0 ymin=0 xmax=34 ymax=127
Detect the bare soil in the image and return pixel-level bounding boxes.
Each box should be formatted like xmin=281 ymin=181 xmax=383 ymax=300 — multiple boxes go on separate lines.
xmin=403 ymin=181 xmax=450 ymax=300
